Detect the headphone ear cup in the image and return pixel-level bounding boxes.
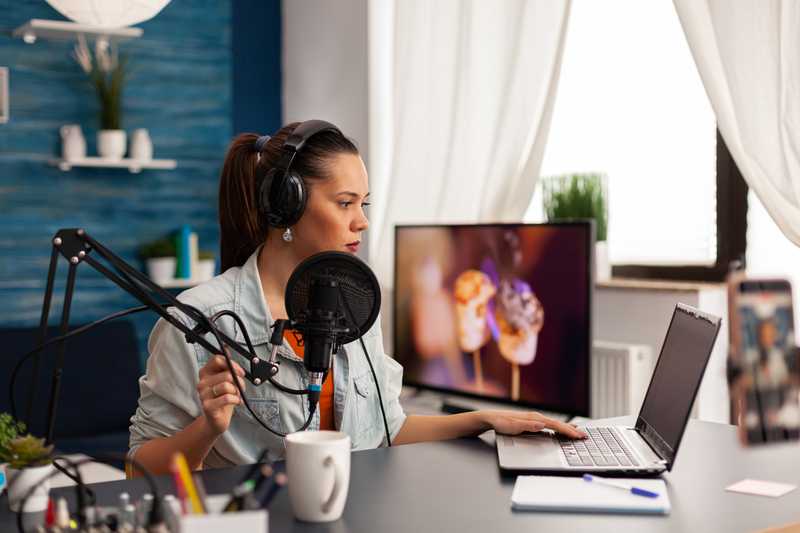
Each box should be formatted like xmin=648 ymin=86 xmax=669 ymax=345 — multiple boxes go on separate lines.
xmin=259 ymin=168 xmax=282 ymax=227
xmin=280 ymin=171 xmax=308 ymax=227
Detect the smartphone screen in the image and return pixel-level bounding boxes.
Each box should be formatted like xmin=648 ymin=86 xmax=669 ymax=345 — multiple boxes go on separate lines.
xmin=730 ymin=279 xmax=799 ymax=444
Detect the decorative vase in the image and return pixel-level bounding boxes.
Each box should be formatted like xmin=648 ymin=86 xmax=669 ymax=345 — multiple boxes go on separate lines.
xmin=60 ymin=124 xmax=86 ymax=161
xmin=97 ymin=129 xmax=127 ymax=160
xmin=130 ymin=128 xmax=153 ymax=161
xmin=596 ymin=241 xmax=611 ymax=282
xmin=146 ymin=257 xmax=176 ymax=284
xmin=6 ymin=464 xmax=53 ymax=513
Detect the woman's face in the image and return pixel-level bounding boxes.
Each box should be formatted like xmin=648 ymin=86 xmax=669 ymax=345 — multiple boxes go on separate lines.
xmin=291 ymin=152 xmax=370 ymax=257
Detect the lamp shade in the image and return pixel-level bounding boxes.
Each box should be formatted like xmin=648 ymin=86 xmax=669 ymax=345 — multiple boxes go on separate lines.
xmin=45 ymin=0 xmax=171 ymax=29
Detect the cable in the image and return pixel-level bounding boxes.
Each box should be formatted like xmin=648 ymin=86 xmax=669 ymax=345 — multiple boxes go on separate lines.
xmin=208 ymin=310 xmax=308 ymax=395
xmin=203 ymin=310 xmax=316 ymax=437
xmin=358 ymin=335 xmax=392 ymax=447
xmin=14 ymin=453 xmax=165 ymax=533
xmin=53 ymin=455 xmax=95 ymax=506
xmin=338 ymin=288 xmax=392 ymax=447
xmin=52 ymin=455 xmax=89 ymax=527
xmin=9 ymin=303 xmax=170 ymax=420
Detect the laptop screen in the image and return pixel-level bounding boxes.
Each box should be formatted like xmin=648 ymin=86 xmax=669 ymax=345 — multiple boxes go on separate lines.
xmin=636 ymin=304 xmax=721 ymax=469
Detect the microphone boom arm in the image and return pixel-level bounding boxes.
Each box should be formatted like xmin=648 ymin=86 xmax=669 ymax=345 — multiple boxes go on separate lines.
xmin=29 ymin=228 xmax=287 ymax=444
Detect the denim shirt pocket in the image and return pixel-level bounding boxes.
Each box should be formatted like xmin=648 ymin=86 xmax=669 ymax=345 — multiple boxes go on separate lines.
xmin=352 ymin=373 xmax=379 ymax=441
xmin=239 ymin=397 xmax=283 ymax=435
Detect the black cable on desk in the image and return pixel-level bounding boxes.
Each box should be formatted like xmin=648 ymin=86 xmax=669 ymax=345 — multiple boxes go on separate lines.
xmin=14 ymin=453 xmax=165 ymax=533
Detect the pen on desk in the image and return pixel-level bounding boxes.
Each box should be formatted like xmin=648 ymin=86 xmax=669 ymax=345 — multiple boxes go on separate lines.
xmin=171 ymin=452 xmax=206 ymax=514
xmin=582 ymin=474 xmax=659 ymax=498
xmin=192 ymin=473 xmax=209 ymax=510
xmin=259 ymin=473 xmax=288 ymax=509
xmin=223 ymin=479 xmax=256 ymax=513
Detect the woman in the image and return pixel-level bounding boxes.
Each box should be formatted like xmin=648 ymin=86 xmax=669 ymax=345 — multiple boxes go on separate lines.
xmin=129 ymin=121 xmax=586 ymax=474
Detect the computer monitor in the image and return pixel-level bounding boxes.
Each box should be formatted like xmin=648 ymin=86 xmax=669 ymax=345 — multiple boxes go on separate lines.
xmin=393 ymin=222 xmax=593 ymax=416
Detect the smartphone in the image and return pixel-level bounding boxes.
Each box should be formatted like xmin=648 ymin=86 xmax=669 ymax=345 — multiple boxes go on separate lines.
xmin=728 ymin=276 xmax=799 ymax=445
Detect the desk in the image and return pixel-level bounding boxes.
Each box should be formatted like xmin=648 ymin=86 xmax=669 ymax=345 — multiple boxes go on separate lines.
xmin=3 ymin=418 xmax=800 ymax=532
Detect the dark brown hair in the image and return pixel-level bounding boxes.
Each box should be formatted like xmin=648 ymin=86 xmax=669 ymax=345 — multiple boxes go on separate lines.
xmin=218 ymin=122 xmax=359 ymax=272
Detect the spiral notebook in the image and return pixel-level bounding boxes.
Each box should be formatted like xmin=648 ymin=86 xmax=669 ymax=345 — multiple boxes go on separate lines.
xmin=511 ymin=475 xmax=671 ymax=515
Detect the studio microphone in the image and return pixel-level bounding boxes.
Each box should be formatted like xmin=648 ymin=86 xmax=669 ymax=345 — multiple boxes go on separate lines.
xmin=303 ymin=275 xmax=342 ymax=399
xmin=284 ymin=251 xmax=381 ymax=407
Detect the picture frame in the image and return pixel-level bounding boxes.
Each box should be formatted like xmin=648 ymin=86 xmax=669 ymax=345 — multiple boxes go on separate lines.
xmin=0 ymin=67 xmax=8 ymax=124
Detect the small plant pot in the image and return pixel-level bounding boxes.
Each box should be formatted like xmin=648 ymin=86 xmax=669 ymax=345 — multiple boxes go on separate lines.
xmin=147 ymin=256 xmax=177 ymax=284
xmin=6 ymin=464 xmax=53 ymax=512
xmin=98 ymin=129 xmax=127 ymax=160
xmin=196 ymin=259 xmax=216 ymax=281
xmin=596 ymin=241 xmax=611 ymax=282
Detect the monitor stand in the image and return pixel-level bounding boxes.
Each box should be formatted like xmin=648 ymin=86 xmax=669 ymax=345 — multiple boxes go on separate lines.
xmin=440 ymin=400 xmax=478 ymax=414
xmin=400 ymin=386 xmax=571 ymax=421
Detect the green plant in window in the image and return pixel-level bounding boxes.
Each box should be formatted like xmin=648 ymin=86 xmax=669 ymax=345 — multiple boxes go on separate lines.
xmin=541 ymin=173 xmax=608 ymax=242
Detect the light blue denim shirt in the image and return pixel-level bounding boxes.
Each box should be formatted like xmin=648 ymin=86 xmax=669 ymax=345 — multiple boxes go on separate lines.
xmin=128 ymin=247 xmax=406 ymax=467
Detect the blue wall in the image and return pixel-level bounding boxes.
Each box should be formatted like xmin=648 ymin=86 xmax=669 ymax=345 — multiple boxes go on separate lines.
xmin=233 ymin=0 xmax=283 ymax=135
xmin=0 ymin=1 xmax=281 ymax=361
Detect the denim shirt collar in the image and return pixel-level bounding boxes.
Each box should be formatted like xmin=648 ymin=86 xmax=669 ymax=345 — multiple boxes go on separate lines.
xmin=232 ymin=246 xmax=303 ymax=363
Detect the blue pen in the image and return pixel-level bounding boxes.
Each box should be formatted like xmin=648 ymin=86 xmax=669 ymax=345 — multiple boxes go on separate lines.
xmin=583 ymin=474 xmax=659 ymax=498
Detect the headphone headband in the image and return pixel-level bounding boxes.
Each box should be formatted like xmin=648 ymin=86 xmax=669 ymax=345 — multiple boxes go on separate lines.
xmin=259 ymin=119 xmax=344 ymax=229
xmin=282 ymin=120 xmax=342 ymax=153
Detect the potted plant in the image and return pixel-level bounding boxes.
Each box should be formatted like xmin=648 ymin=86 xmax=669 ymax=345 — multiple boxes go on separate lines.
xmin=0 ymin=412 xmax=24 ymax=496
xmin=139 ymin=237 xmax=177 ymax=284
xmin=73 ymin=34 xmax=128 ymax=160
xmin=541 ymin=173 xmax=610 ymax=281
xmin=0 ymin=428 xmax=54 ymax=512
xmin=197 ymin=250 xmax=217 ymax=281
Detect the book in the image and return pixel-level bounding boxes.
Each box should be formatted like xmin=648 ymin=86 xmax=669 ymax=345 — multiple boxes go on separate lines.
xmin=511 ymin=475 xmax=670 ymax=515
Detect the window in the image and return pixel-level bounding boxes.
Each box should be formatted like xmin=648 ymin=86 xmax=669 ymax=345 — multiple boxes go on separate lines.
xmin=526 ymin=0 xmax=746 ymax=280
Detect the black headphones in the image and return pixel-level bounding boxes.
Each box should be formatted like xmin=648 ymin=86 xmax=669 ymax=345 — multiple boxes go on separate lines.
xmin=258 ymin=120 xmax=343 ymax=228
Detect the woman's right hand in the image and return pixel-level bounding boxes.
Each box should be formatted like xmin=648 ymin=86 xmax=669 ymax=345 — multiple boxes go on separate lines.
xmin=197 ymin=354 xmax=246 ymax=436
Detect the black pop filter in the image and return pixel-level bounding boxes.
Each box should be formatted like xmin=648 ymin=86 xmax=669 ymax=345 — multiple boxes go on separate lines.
xmin=285 ymin=251 xmax=381 ymax=344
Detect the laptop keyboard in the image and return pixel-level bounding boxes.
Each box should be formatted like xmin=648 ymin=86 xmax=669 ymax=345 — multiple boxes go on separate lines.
xmin=557 ymin=427 xmax=640 ymax=467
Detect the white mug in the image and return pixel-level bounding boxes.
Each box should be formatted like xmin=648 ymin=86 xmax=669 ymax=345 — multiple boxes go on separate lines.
xmin=285 ymin=430 xmax=351 ymax=522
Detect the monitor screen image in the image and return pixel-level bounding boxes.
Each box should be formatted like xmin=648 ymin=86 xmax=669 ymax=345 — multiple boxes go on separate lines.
xmin=393 ymin=223 xmax=592 ymax=416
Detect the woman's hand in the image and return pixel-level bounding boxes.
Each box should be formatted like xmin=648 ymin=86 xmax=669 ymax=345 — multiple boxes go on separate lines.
xmin=478 ymin=410 xmax=587 ymax=439
xmin=197 ymin=354 xmax=246 ymax=436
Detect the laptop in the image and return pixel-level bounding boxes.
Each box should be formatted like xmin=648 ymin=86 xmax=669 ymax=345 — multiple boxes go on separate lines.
xmin=497 ymin=303 xmax=721 ymax=476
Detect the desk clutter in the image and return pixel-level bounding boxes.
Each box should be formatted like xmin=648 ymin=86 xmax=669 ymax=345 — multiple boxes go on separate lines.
xmin=12 ymin=452 xmax=283 ymax=533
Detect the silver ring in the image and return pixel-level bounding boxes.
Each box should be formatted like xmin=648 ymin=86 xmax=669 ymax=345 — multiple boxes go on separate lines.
xmin=212 ymin=384 xmax=219 ymax=397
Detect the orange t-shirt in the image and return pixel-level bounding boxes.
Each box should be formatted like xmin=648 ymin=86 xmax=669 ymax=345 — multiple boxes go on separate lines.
xmin=284 ymin=332 xmax=335 ymax=430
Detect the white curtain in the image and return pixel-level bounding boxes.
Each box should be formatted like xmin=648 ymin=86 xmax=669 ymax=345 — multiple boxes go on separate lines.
xmin=673 ymin=0 xmax=800 ymax=247
xmin=367 ymin=0 xmax=572 ymax=286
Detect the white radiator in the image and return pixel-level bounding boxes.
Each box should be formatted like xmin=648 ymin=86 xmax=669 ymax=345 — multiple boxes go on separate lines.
xmin=591 ymin=341 xmax=655 ymax=419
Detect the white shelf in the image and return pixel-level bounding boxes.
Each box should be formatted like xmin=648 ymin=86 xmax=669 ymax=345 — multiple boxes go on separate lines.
xmin=49 ymin=157 xmax=177 ymax=173
xmin=13 ymin=19 xmax=142 ymax=44
xmin=157 ymin=277 xmax=211 ymax=289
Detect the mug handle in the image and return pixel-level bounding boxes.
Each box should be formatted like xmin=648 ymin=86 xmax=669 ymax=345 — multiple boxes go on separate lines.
xmin=321 ymin=454 xmax=344 ymax=514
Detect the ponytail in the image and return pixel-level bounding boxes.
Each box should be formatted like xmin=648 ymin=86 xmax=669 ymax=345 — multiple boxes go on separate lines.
xmin=218 ymin=133 xmax=263 ymax=272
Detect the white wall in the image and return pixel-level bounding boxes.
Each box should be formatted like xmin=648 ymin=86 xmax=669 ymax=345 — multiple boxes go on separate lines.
xmin=282 ymin=0 xmax=369 ymax=163
xmin=282 ymin=0 xmax=370 ymax=258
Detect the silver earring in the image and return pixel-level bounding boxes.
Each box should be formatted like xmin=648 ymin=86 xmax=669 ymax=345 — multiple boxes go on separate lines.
xmin=282 ymin=227 xmax=293 ymax=242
